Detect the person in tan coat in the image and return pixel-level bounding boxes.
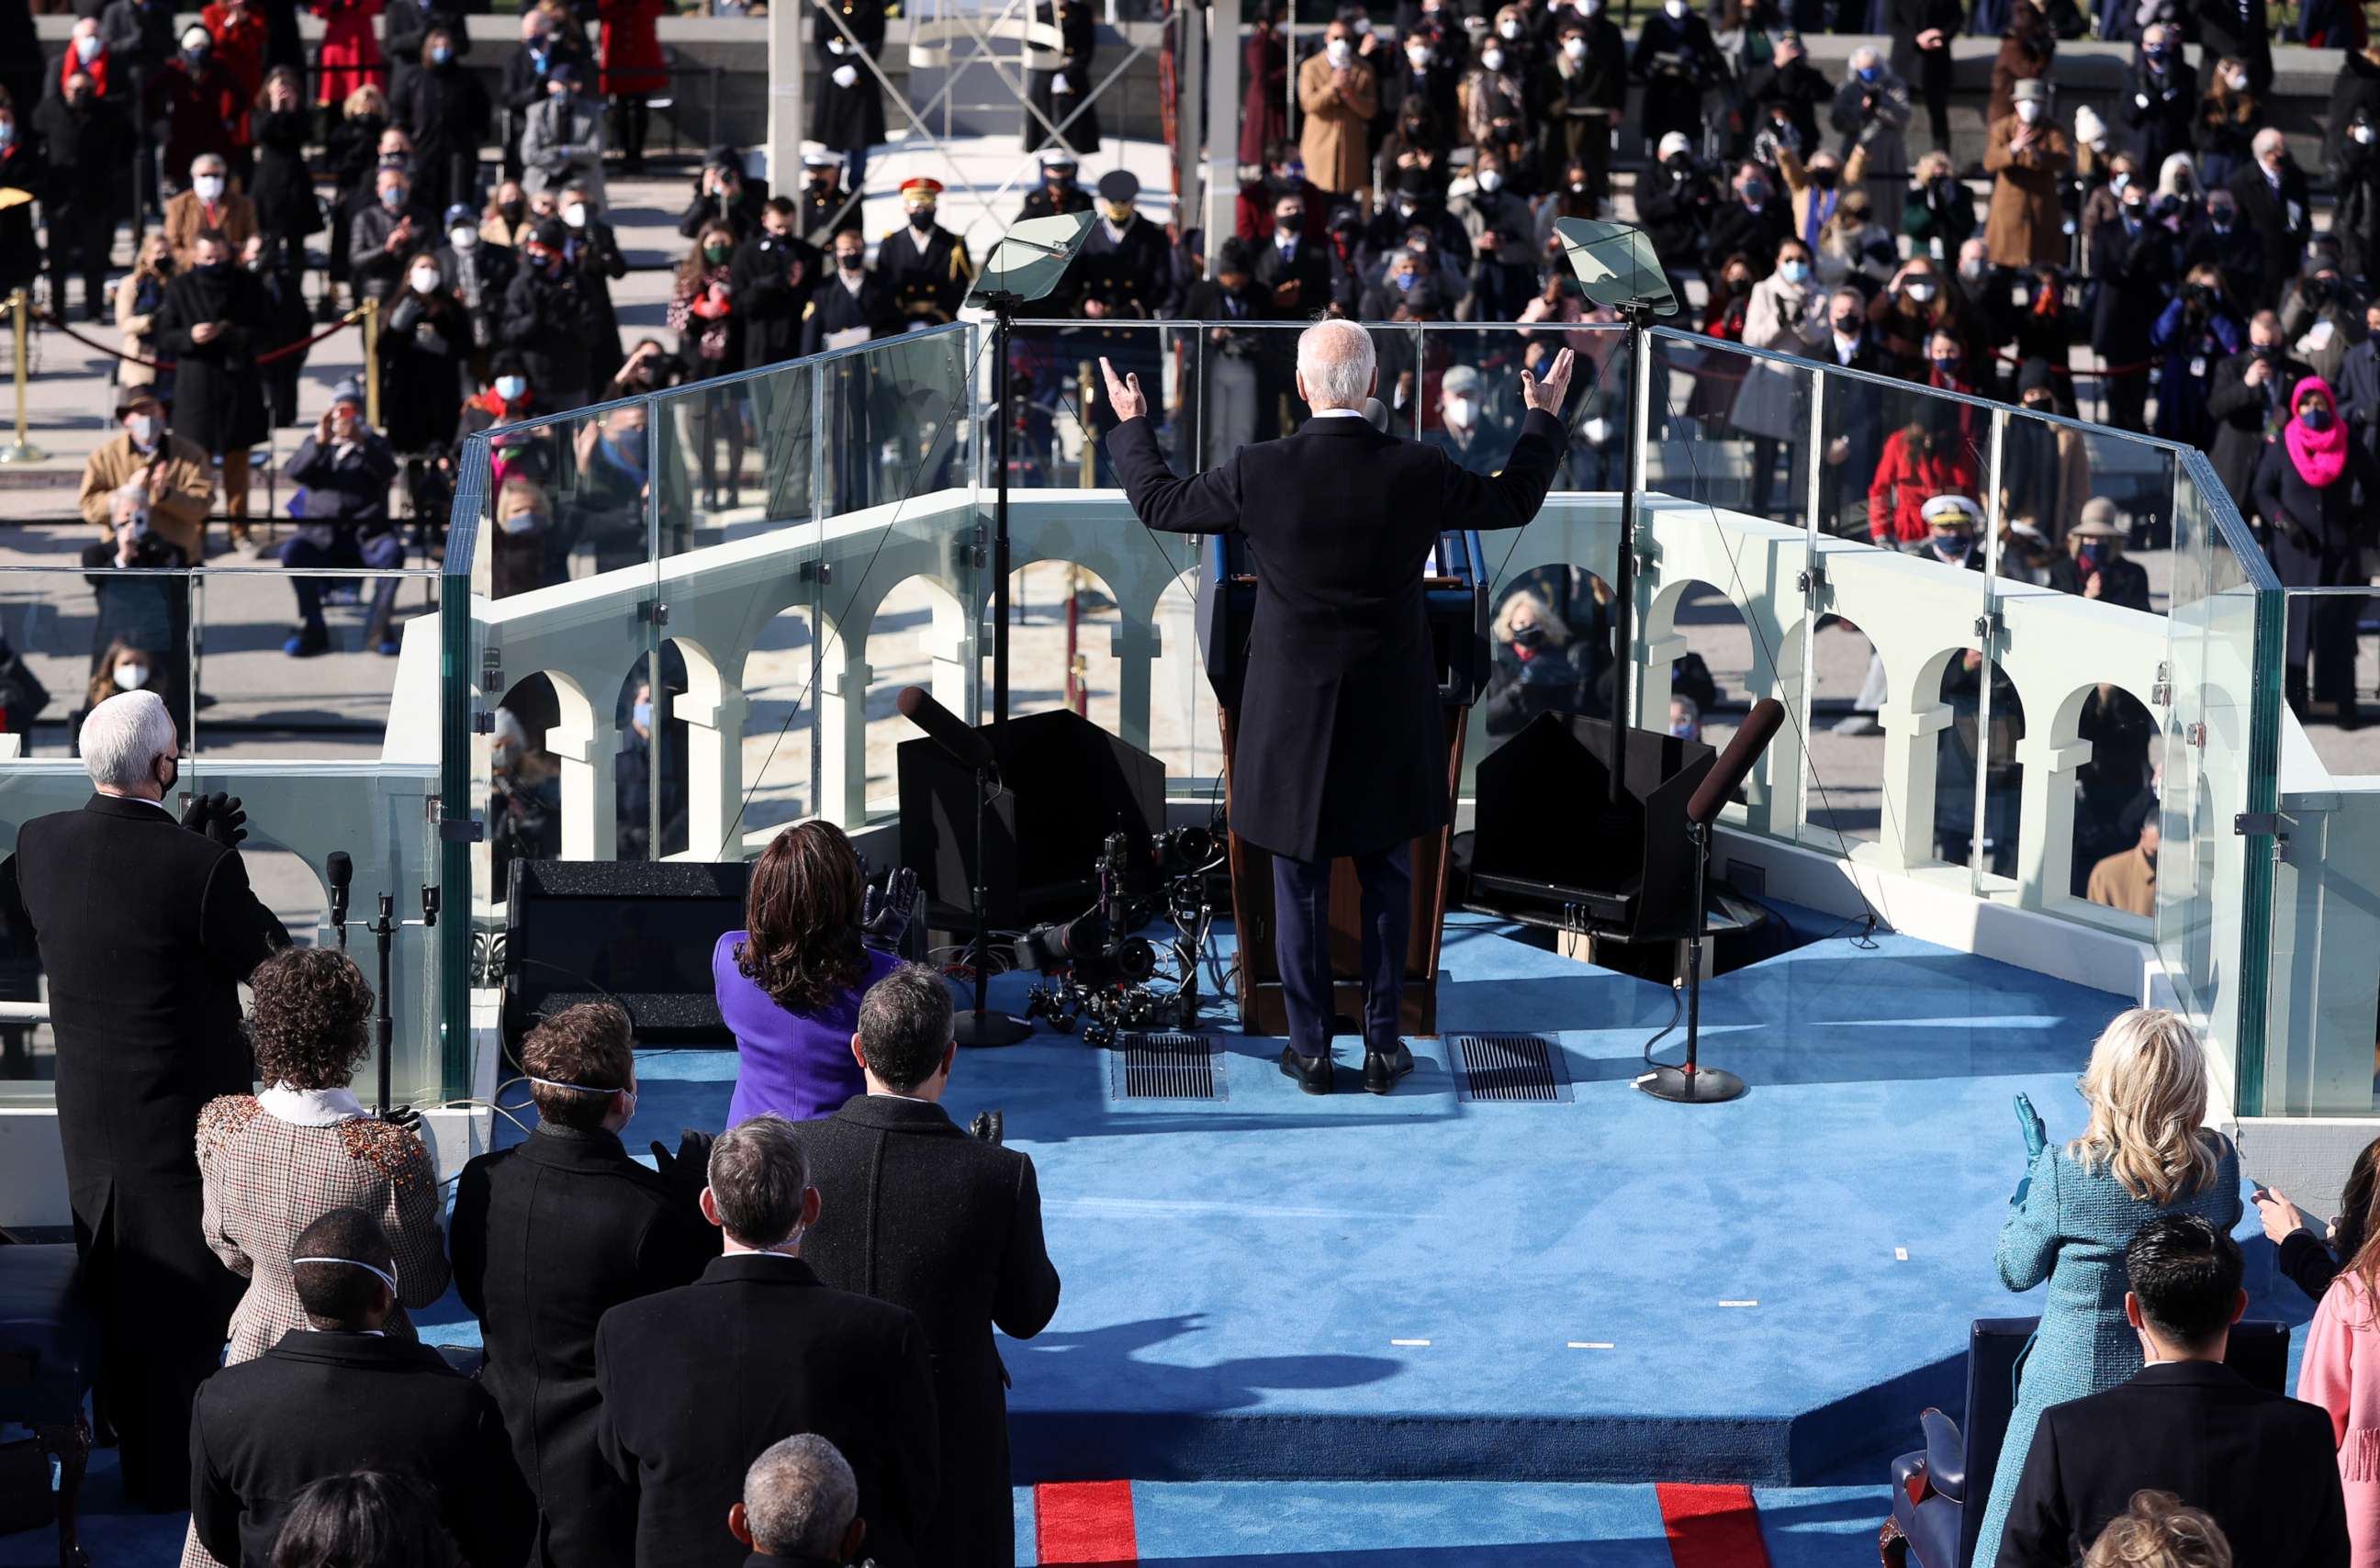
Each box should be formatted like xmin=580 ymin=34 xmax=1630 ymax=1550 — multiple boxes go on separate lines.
xmin=2085 ymin=818 xmax=2158 ymax=916
xmin=1983 ymin=78 xmax=2071 ymax=269
xmin=161 ymin=152 xmax=259 ymax=272
xmin=78 ymin=391 xmax=216 ymax=559
xmin=1298 ymin=18 xmax=1377 ymax=203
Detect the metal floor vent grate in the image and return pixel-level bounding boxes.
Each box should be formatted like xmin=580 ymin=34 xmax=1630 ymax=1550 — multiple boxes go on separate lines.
xmin=1113 ymin=1035 xmax=1224 ymax=1101
xmin=1454 ymin=1034 xmax=1572 ymax=1103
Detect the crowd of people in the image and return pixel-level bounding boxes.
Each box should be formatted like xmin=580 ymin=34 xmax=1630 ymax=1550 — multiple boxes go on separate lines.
xmin=4 ymin=696 xmax=1059 ymax=1567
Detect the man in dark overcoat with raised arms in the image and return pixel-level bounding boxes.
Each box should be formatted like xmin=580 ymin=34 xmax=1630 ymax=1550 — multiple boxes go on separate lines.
xmin=1099 ymin=322 xmax=1573 ymax=1095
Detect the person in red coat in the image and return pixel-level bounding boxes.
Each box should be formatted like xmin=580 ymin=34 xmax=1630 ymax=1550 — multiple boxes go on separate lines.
xmin=200 ymin=0 xmax=269 ymax=106
xmin=1239 ymin=4 xmax=1287 ymax=167
xmin=309 ymin=0 xmax=383 ymax=106
xmin=1868 ymin=415 xmax=1982 ymax=546
xmin=147 ymin=26 xmax=246 ymax=196
xmin=598 ymin=0 xmax=667 ymax=174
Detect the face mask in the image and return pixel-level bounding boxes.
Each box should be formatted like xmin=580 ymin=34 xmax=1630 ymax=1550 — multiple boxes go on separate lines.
xmin=1669 ymin=722 xmax=1696 ymax=738
xmin=2015 ymin=99 xmax=2043 ymax=124
xmin=1832 ymin=316 xmax=1859 ymax=336
xmin=1665 ymin=0 xmax=1687 ymax=16
xmin=430 ymin=43 xmax=451 ymax=63
xmin=2077 ymin=543 xmax=2105 ymax=570
xmin=1931 ymin=354 xmax=1959 ymax=375
xmin=184 ymin=42 xmax=209 ymax=63
xmin=1326 ymin=38 xmax=1352 ymax=62
xmin=1564 ymin=36 xmax=1588 ymax=57
xmin=0 ymin=121 xmax=17 ymax=149
xmin=2209 ymin=205 xmax=2234 ymax=228
xmin=1445 ymin=396 xmax=1476 ymax=428
xmin=496 ymin=374 xmax=528 ymax=400
xmin=1394 ymin=270 xmax=1418 ymax=290
xmin=1482 ymin=47 xmax=1505 ymax=71
xmin=1741 ymin=182 xmax=1768 ymax=205
xmin=128 ymin=413 xmax=157 ymax=444
xmin=2302 ymin=406 xmax=2334 ymax=431
xmin=410 ymin=266 xmax=441 ymax=293
xmin=155 ymin=754 xmax=178 ymax=796
xmin=703 ymin=241 xmax=731 ymax=263
xmin=1931 ymin=534 xmax=1969 ymax=559
xmin=2358 ymin=125 xmax=2376 ymax=146
xmin=113 ymin=663 xmax=150 ymax=690
xmin=1959 ymin=258 xmax=1988 ymax=280
xmin=1906 ymin=279 xmax=1937 ymax=302
xmin=1477 ymin=168 xmax=1502 ymax=192
xmin=1779 ymin=258 xmax=1810 ymax=283
xmin=381 ymin=186 xmax=408 ymax=210
xmin=440 ymin=228 xmax=475 ymax=258
xmin=1857 ymin=63 xmax=1879 ymax=82
xmin=194 ymin=174 xmax=225 ymax=202
xmin=1724 ymin=273 xmax=1750 ymax=293
xmin=75 ymin=33 xmax=100 ymax=61
xmin=632 ymin=700 xmax=654 ymax=730
xmin=499 ymin=508 xmax=544 ymax=534
xmin=196 ymin=259 xmax=230 ymax=278
xmin=1499 ymin=17 xmax=1520 ymax=36
xmin=1408 ymin=47 xmax=1431 ymax=66
xmin=1278 ymin=209 xmax=1304 ymax=230
xmin=1353 ymin=16 xmax=1372 ymax=30
xmin=611 ymin=427 xmax=649 ymax=465
xmin=2227 ymin=69 xmax=2249 ymax=89
xmin=1104 ymin=201 xmax=1134 ymax=222
xmin=1398 ymin=200 xmax=1420 ymax=218
xmin=1809 ymin=165 xmax=1837 ymax=189
xmin=1511 ymin=623 xmax=1545 ymax=648
xmin=500 ymin=198 xmax=526 ymax=223
xmin=562 ymin=202 xmax=588 ymax=229
xmin=838 ymin=251 xmax=863 ymax=271
xmin=907 ymin=206 xmax=936 ymax=230
xmin=67 ymin=91 xmax=89 ymax=109
xmin=2144 ymin=44 xmax=2167 ymax=62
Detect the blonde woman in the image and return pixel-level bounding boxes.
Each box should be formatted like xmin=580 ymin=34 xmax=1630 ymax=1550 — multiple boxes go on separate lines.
xmin=1973 ymin=1008 xmax=2241 ymax=1566
xmin=2083 ymin=1491 xmax=2233 ymax=1568
xmin=113 ymin=233 xmax=177 ymax=399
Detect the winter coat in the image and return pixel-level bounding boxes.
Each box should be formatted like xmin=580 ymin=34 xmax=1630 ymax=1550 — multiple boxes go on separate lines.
xmin=1982 ymin=115 xmax=2071 ymax=268
xmin=153 ymin=263 xmax=273 ymax=453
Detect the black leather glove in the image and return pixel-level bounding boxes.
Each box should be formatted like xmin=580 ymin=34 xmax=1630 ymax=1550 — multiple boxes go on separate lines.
xmin=969 ymin=1109 xmax=1004 ymax=1145
xmin=179 ymin=790 xmax=249 ymax=849
xmin=861 ymin=866 xmax=918 ymax=952
xmin=379 ymin=1104 xmax=422 ymax=1134
xmin=651 ymin=1127 xmax=716 ymax=1188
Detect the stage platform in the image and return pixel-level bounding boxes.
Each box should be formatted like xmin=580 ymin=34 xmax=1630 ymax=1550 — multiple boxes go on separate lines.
xmin=441 ymin=909 xmax=2280 ymax=1490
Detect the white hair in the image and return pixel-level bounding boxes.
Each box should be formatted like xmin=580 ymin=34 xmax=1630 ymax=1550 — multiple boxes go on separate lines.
xmin=191 ymin=151 xmax=226 ymax=175
xmin=2253 ymin=127 xmax=2285 ymax=159
xmin=81 ymin=690 xmax=175 ymax=791
xmin=743 ymin=1435 xmax=857 ymax=1557
xmin=1296 ymin=319 xmax=1376 ymax=409
xmin=1850 ymin=45 xmax=1880 ymax=70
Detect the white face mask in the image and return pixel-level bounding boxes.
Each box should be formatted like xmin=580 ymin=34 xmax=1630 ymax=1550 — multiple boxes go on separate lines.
xmin=2227 ymin=69 xmax=2249 ymax=90
xmin=562 ymin=203 xmax=588 ymax=229
xmin=1664 ymin=0 xmax=1686 ymax=17
xmin=1353 ymin=15 xmax=1372 ymax=31
xmin=450 ymin=226 xmax=477 ymax=250
xmin=1482 ymin=46 xmax=1504 ymax=71
xmin=2358 ymin=125 xmax=2376 ymax=146
xmin=1564 ymin=35 xmax=1588 ymax=57
xmin=193 ymin=174 xmax=225 ymax=202
xmin=127 ymin=413 xmax=157 ymax=445
xmin=113 ymin=663 xmax=149 ymax=690
xmin=1476 ymin=167 xmax=1502 ymax=192
xmin=1444 ymin=396 xmax=1476 ymax=428
xmin=410 ymin=266 xmax=442 ymax=293
xmin=1498 ymin=17 xmax=1520 ymax=35
xmin=1408 ymin=45 xmax=1431 ymax=66
xmin=495 ymin=375 xmax=528 ymax=400
xmin=2015 ymin=99 xmax=2042 ymax=124
xmin=1326 ymin=37 xmax=1352 ymax=62
xmin=1905 ymin=279 xmax=1937 ymax=301
xmin=75 ymin=32 xmax=101 ymax=61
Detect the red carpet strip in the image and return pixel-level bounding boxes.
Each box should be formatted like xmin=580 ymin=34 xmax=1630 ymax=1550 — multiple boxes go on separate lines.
xmin=1036 ymin=1479 xmax=1139 ymax=1565
xmin=1657 ymin=1482 xmax=1775 ymax=1568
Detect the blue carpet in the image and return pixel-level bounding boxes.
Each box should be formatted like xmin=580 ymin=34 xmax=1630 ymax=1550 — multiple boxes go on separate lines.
xmin=419 ymin=913 xmax=2258 ymax=1486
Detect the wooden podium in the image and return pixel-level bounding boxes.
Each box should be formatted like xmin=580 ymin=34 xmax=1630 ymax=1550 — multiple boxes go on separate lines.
xmin=1199 ymin=532 xmax=1490 ymax=1039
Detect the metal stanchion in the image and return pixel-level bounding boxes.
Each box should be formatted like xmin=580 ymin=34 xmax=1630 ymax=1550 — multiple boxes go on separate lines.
xmin=0 ymin=290 xmax=45 ymax=465
xmin=361 ymin=296 xmax=381 ymax=431
xmin=1078 ymin=358 xmax=1097 ymax=486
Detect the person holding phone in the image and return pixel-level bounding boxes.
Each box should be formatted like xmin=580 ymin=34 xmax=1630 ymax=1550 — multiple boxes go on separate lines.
xmin=1972 ymin=1008 xmax=2242 ymax=1566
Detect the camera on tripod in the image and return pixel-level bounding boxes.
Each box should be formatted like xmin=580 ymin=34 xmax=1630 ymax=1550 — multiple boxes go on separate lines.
xmin=1012 ymin=832 xmax=1154 ymax=986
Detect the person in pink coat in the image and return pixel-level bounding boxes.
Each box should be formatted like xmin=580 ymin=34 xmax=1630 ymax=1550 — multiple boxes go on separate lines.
xmin=2299 ymin=1207 xmax=2380 ymax=1567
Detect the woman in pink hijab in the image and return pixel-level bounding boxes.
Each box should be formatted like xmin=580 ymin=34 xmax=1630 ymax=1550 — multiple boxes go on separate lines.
xmin=2251 ymin=375 xmax=2380 ymax=728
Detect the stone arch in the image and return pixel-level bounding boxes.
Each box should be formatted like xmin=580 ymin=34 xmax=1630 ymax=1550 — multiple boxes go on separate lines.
xmin=2037 ymin=678 xmax=2165 ymax=915
xmin=1929 ymin=649 xmax=2027 ymax=883
xmin=1146 ymin=566 xmax=1211 ymax=782
xmin=533 ymin=667 xmax=605 ymax=861
xmin=735 ymin=603 xmax=820 ymax=843
xmin=854 ymin=574 xmax=975 ymax=820
xmin=1640 ymin=572 xmax=1805 ymax=835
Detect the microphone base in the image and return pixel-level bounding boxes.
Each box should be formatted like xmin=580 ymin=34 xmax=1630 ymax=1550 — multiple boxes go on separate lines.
xmin=955 ymin=1008 xmax=1034 ymax=1048
xmin=1635 ymin=1063 xmax=1746 ymax=1104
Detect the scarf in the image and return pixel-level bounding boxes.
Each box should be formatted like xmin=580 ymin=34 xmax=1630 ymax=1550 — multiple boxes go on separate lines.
xmin=2284 ymin=374 xmax=2351 ymax=488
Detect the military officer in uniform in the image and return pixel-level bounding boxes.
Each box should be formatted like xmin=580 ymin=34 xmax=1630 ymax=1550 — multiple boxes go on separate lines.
xmin=1074 ymin=169 xmax=1173 ymax=447
xmin=796 ymin=148 xmax=861 ymax=251
xmin=1018 ymin=150 xmax=1095 ymax=224
xmin=811 ymin=0 xmax=885 ymax=191
xmin=879 ymin=176 xmax=974 ymax=329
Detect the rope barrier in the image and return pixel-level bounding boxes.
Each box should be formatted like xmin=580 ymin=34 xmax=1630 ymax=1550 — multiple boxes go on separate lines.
xmin=29 ymin=303 xmax=368 ymax=373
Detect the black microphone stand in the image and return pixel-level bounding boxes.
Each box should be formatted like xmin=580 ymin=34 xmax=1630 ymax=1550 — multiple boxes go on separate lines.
xmin=1637 ymin=818 xmax=1746 ymax=1103
xmin=369 ymin=884 xmax=443 ymax=1115
xmin=954 ymin=753 xmax=1030 ymax=1047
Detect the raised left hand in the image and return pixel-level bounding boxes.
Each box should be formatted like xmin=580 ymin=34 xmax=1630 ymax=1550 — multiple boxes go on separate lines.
xmin=180 ymin=790 xmax=249 ymax=848
xmin=861 ymin=865 xmax=918 ymax=950
xmin=1098 ymin=355 xmax=1147 ymax=421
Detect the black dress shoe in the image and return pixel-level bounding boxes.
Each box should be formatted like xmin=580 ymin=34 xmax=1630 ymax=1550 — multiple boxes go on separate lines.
xmin=1363 ymin=1042 xmax=1415 ymax=1095
xmin=1278 ymin=1046 xmax=1333 ymax=1095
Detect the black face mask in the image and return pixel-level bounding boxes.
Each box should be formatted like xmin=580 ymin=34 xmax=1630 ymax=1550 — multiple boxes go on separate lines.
xmin=1810 ymin=166 xmax=1837 ymax=189
xmin=500 ymin=198 xmax=525 ymax=223
xmin=907 ymin=207 xmax=936 ymax=230
xmin=838 ymin=252 xmax=864 ymax=272
xmin=1511 ymin=624 xmax=1545 ymax=649
xmin=197 ymin=260 xmax=230 ymax=278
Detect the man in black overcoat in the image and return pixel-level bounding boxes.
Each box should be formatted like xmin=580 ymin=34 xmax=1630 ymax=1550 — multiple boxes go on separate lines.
xmin=1996 ymin=1214 xmax=2349 ymax=1567
xmin=789 ymin=964 xmax=1061 ymax=1568
xmin=450 ymin=1002 xmax=718 ymax=1568
xmin=2228 ymin=129 xmax=2311 ymax=314
xmin=153 ymin=226 xmax=273 ymax=532
xmin=731 ymin=196 xmax=824 ymax=373
xmin=2 ymin=689 xmax=286 ymax=1510
xmin=595 ymin=1114 xmax=940 ymax=1568
xmin=189 ymin=1208 xmax=536 ymax=1568
xmin=2206 ymin=311 xmax=2309 ymax=510
xmin=1101 ymin=323 xmax=1573 ymax=1095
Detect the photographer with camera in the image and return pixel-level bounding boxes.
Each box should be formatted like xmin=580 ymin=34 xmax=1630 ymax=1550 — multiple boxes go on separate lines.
xmin=2278 ymin=248 xmax=2366 ymax=386
xmin=1831 ymin=47 xmax=1914 ymax=215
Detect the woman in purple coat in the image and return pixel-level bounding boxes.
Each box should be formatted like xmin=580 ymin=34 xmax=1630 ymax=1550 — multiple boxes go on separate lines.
xmin=713 ymin=821 xmax=904 ymax=1124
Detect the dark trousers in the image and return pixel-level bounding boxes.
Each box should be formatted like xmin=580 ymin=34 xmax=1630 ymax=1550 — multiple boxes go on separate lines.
xmin=1271 ymin=841 xmax=1411 ymax=1058
xmin=1918 ymin=48 xmax=1952 ymax=150
xmin=283 ymin=527 xmax=404 ymax=636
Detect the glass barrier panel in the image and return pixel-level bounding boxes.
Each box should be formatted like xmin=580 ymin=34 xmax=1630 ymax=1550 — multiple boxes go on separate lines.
xmin=1645 ymin=330 xmax=1808 ymax=525
xmin=0 ymin=558 xmax=192 ymax=761
xmin=1003 ymin=321 xmax=1176 ymax=490
xmin=188 ymin=566 xmax=429 ymax=760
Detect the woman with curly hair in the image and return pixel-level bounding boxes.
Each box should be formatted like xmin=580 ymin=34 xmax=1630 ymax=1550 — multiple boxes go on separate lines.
xmin=196 ymin=946 xmax=449 ymax=1365
xmin=1971 ymin=1008 xmax=2240 ymax=1566
xmin=713 ymin=821 xmax=903 ymax=1123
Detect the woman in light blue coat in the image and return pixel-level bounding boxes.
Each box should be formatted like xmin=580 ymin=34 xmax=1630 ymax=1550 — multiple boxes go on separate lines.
xmin=1971 ymin=1006 xmax=2243 ymax=1566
